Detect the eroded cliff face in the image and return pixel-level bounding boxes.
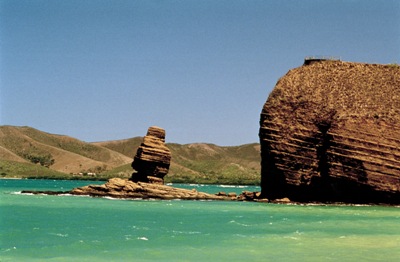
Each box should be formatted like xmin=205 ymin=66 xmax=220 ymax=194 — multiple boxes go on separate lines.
xmin=259 ymin=61 xmax=400 ymax=204
xmin=131 ymin=126 xmax=171 ymax=184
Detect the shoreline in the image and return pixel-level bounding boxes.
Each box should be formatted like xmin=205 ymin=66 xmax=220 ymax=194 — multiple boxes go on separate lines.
xmin=4 ymin=177 xmax=399 ymax=206
xmin=16 ymin=190 xmax=400 ymax=207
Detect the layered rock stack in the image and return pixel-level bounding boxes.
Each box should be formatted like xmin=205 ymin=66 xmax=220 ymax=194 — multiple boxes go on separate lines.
xmin=259 ymin=60 xmax=400 ymax=204
xmin=131 ymin=126 xmax=171 ymax=184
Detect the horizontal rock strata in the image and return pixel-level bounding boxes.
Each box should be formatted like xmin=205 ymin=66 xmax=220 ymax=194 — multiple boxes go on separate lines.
xmin=131 ymin=126 xmax=171 ymax=184
xmin=259 ymin=61 xmax=400 ymax=204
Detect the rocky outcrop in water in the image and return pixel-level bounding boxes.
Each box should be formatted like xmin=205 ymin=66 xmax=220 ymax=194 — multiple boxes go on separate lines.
xmin=259 ymin=60 xmax=400 ymax=204
xmin=130 ymin=126 xmax=171 ymax=184
xmin=69 ymin=178 xmax=230 ymax=200
xmin=21 ymin=178 xmax=250 ymax=201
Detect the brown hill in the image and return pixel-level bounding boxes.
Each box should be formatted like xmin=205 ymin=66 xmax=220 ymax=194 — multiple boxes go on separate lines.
xmin=93 ymin=137 xmax=143 ymax=158
xmin=0 ymin=126 xmax=131 ymax=175
xmin=259 ymin=60 xmax=400 ymax=204
xmin=0 ymin=145 xmax=28 ymax=163
xmin=0 ymin=126 xmax=260 ymax=184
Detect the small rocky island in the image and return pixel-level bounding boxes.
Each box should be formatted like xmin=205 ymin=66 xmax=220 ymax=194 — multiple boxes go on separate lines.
xmin=69 ymin=127 xmax=231 ymax=200
xmin=22 ymin=126 xmax=257 ymax=201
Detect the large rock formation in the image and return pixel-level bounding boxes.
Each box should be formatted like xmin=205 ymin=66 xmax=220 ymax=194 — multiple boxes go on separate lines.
xmin=130 ymin=126 xmax=171 ymax=184
xmin=259 ymin=60 xmax=400 ymax=204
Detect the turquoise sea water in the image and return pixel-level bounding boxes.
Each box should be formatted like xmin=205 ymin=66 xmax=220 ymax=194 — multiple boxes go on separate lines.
xmin=1 ymin=179 xmax=399 ymax=261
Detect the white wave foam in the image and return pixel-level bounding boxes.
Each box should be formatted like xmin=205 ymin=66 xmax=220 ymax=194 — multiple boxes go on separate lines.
xmin=219 ymin=185 xmax=248 ymax=188
xmin=18 ymin=192 xmax=37 ymax=196
xmin=229 ymin=220 xmax=251 ymax=227
xmin=1 ymin=247 xmax=17 ymax=253
xmin=49 ymin=233 xmax=68 ymax=237
xmin=138 ymin=237 xmax=148 ymax=241
xmin=102 ymin=196 xmax=120 ymax=200
xmin=172 ymin=230 xmax=201 ymax=235
xmin=125 ymin=235 xmax=132 ymax=240
xmin=58 ymin=193 xmax=73 ymax=197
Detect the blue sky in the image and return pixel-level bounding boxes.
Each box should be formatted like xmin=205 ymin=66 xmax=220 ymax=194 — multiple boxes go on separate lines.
xmin=1 ymin=0 xmax=399 ymax=145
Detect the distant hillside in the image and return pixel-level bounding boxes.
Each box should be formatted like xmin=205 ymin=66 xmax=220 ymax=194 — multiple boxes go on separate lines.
xmin=0 ymin=126 xmax=131 ymax=177
xmin=0 ymin=159 xmax=67 ymax=179
xmin=98 ymin=139 xmax=261 ymax=184
xmin=0 ymin=126 xmax=260 ymax=184
xmin=93 ymin=137 xmax=143 ymax=158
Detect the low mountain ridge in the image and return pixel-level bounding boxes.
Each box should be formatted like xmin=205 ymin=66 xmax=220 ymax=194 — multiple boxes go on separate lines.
xmin=0 ymin=126 xmax=260 ymax=184
xmin=0 ymin=126 xmax=132 ymax=175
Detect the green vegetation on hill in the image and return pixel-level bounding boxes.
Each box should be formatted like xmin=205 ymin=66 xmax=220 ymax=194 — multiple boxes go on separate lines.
xmin=0 ymin=126 xmax=132 ymax=175
xmin=8 ymin=126 xmax=114 ymax=162
xmin=0 ymin=159 xmax=66 ymax=179
xmin=0 ymin=126 xmax=261 ymax=184
xmin=23 ymin=153 xmax=55 ymax=167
